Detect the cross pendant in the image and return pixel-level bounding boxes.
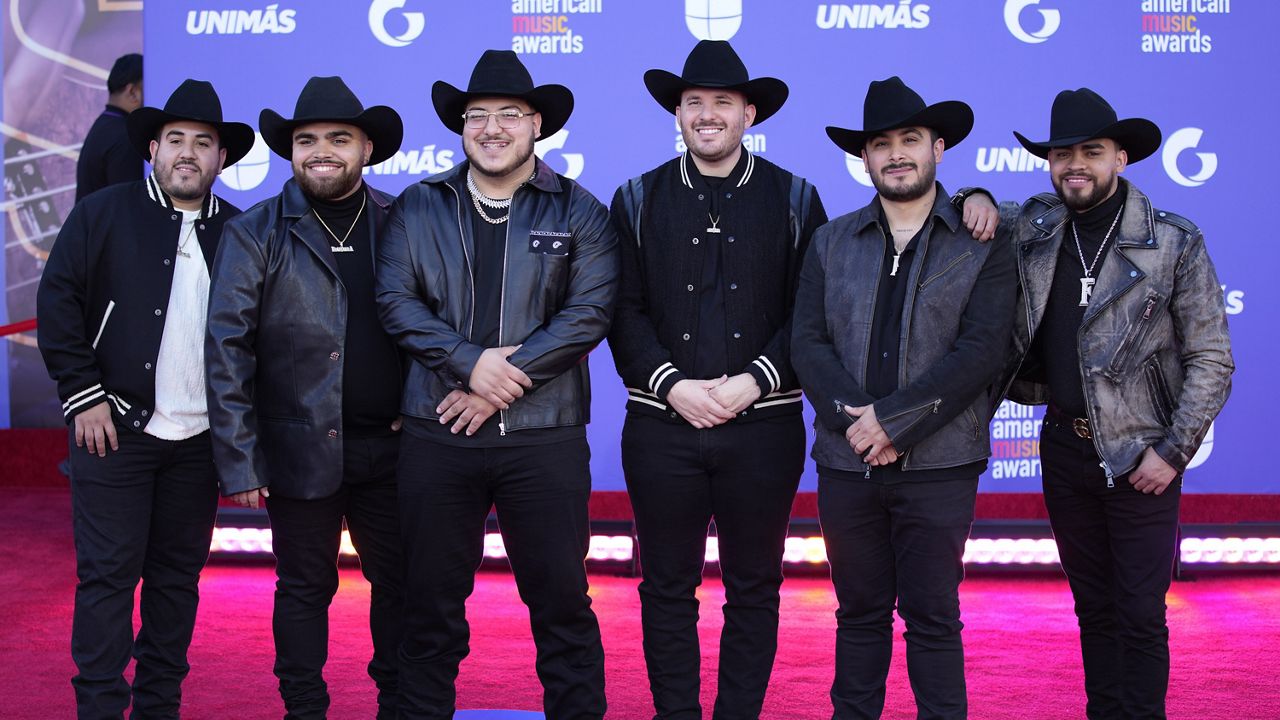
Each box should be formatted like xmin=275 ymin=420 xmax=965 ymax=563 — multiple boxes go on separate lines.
xmin=889 ymin=253 xmax=902 ymax=277
xmin=1079 ymin=277 xmax=1095 ymax=307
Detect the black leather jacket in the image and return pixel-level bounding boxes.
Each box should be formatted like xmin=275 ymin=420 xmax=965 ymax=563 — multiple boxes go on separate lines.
xmin=206 ymin=179 xmax=394 ymax=499
xmin=375 ymin=158 xmax=618 ymax=433
xmin=996 ymin=180 xmax=1233 ymax=477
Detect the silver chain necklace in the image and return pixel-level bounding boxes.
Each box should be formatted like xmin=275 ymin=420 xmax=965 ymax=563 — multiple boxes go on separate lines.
xmin=465 ymin=168 xmax=536 ymax=225
xmin=1071 ymin=207 xmax=1122 ymax=307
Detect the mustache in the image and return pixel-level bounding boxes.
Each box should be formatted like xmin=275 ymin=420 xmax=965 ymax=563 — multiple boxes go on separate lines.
xmin=882 ymin=162 xmax=917 ymax=173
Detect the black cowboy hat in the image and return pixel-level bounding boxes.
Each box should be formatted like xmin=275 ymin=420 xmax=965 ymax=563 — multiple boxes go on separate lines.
xmin=826 ymin=76 xmax=973 ymax=155
xmin=1014 ymin=88 xmax=1161 ymax=163
xmin=260 ymin=76 xmax=404 ymax=165
xmin=644 ymin=40 xmax=789 ymax=125
xmin=127 ymin=79 xmax=255 ymax=166
xmin=432 ymin=50 xmax=574 ymax=137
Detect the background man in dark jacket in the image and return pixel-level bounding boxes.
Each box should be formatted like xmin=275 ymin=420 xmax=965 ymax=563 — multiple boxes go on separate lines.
xmin=607 ymin=40 xmax=827 ymax=719
xmin=376 ymin=51 xmax=617 ymax=719
xmin=37 ymin=79 xmax=251 ymax=719
xmin=791 ymin=77 xmax=1016 ymax=719
xmin=75 ymin=53 xmax=144 ymax=203
xmin=205 ymin=76 xmax=406 ymax=719
xmin=996 ymin=89 xmax=1233 ymax=719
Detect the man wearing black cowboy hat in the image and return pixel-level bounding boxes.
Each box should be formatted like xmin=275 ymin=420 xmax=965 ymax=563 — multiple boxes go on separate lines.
xmin=605 ymin=39 xmax=827 ymax=719
xmin=205 ymin=75 xmax=406 ymax=719
xmin=376 ymin=50 xmax=616 ymax=718
xmin=992 ymin=88 xmax=1233 ymax=719
xmin=791 ymin=76 xmax=1016 ymax=719
xmin=36 ymin=78 xmax=251 ymax=718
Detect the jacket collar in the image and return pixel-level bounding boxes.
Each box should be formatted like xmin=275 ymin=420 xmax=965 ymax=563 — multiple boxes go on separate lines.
xmin=848 ymin=182 xmax=961 ymax=235
xmin=425 ymin=155 xmax=564 ymax=194
xmin=679 ymin=147 xmax=755 ymax=190
xmin=280 ymin=176 xmax=390 ymax=219
xmin=1024 ymin=179 xmax=1158 ymax=249
xmin=144 ymin=173 xmax=221 ymax=218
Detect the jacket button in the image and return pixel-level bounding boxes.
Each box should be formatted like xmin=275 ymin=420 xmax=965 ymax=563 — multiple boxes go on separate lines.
xmin=330 ymin=352 xmax=340 ymax=360
xmin=328 ymin=429 xmax=338 ymax=438
xmin=154 ymin=309 xmax=162 ymax=316
xmin=692 ymin=238 xmax=699 ymax=245
xmin=682 ymin=333 xmax=691 ymax=341
xmin=144 ymin=362 xmax=152 ymax=370
xmin=1158 ymin=212 xmax=1167 ymax=217
xmin=1036 ymin=218 xmax=1043 ymax=224
xmin=729 ymin=283 xmax=738 ymax=290
xmin=199 ymin=224 xmax=206 ymax=230
xmin=698 ymin=194 xmax=705 ymax=201
xmin=1129 ymin=270 xmax=1138 ymax=278
xmin=725 ymin=192 xmax=732 ymax=199
xmin=687 ymin=284 xmax=694 ymax=292
xmin=141 ymin=410 xmax=149 ymax=417
xmin=733 ymin=332 xmax=742 ymax=339
xmin=171 ymin=214 xmax=178 ymax=220
xmin=163 ymin=259 xmax=171 ymax=266
xmin=1146 ymin=239 xmax=1154 ymax=245
xmin=670 ymin=411 xmax=679 ymax=419
xmin=727 ymin=236 xmax=735 ymax=243
xmin=133 ymin=420 xmax=141 ymax=428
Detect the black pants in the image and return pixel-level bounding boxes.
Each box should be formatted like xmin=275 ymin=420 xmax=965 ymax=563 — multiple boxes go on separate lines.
xmin=622 ymin=414 xmax=805 ymax=720
xmin=264 ymin=434 xmax=404 ymax=720
xmin=818 ymin=472 xmax=978 ymax=720
xmin=67 ymin=429 xmax=219 ymax=720
xmin=1040 ymin=420 xmax=1181 ymax=720
xmin=396 ymin=435 xmax=605 ymax=720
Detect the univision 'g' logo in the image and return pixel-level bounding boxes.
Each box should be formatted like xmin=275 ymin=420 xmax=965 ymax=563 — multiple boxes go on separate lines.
xmin=843 ymin=153 xmax=873 ymax=188
xmin=369 ymin=0 xmax=425 ymax=48
xmin=219 ymin=132 xmax=271 ymax=192
xmin=535 ymin=129 xmax=585 ymax=180
xmin=685 ymin=0 xmax=741 ymax=41
xmin=1004 ymin=0 xmax=1060 ymax=44
xmin=1162 ymin=127 xmax=1217 ymax=188
xmin=1187 ymin=421 xmax=1215 ymax=470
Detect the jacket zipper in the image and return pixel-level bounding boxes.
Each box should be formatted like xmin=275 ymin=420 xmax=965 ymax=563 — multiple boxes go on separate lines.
xmin=497 ymin=187 xmax=514 ymax=437
xmin=1109 ymin=296 xmax=1158 ymax=376
xmin=1076 ymin=270 xmax=1138 ymax=487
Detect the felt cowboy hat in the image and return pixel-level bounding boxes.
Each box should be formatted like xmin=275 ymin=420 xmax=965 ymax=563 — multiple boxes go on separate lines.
xmin=825 ymin=76 xmax=974 ymax=155
xmin=432 ymin=50 xmax=574 ymax=137
xmin=643 ymin=40 xmax=789 ymax=125
xmin=1013 ymin=88 xmax=1162 ymax=163
xmin=260 ymin=76 xmax=404 ymax=165
xmin=127 ymin=79 xmax=255 ymax=166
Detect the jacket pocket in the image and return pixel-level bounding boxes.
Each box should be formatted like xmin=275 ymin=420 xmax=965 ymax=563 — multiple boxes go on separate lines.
xmin=1143 ymin=357 xmax=1175 ymax=428
xmin=1109 ymin=291 xmax=1163 ymax=376
xmin=91 ymin=300 xmax=115 ymax=349
xmin=964 ymin=406 xmax=981 ymax=440
xmin=918 ymin=251 xmax=973 ymax=290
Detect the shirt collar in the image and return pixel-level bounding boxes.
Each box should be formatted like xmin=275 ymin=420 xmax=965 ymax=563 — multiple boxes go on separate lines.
xmin=145 ymin=173 xmax=221 ymax=219
xmin=679 ymin=146 xmax=755 ymax=191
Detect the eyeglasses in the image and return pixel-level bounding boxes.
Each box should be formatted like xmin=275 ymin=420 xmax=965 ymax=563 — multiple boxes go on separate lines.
xmin=461 ymin=109 xmax=536 ymax=130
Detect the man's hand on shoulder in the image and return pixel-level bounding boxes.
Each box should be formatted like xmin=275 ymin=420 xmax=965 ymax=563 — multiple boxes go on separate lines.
xmin=960 ymin=192 xmax=999 ymax=243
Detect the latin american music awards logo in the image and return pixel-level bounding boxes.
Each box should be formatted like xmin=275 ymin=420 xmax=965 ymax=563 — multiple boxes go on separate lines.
xmin=1004 ymin=0 xmax=1060 ymax=44
xmin=686 ymin=0 xmax=741 ymax=41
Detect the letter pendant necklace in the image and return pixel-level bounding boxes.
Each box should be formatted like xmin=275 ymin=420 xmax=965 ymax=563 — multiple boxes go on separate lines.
xmin=1072 ymin=208 xmax=1121 ymax=307
xmin=176 ymin=221 xmax=196 ymax=259
xmin=705 ymin=212 xmax=722 ymax=234
xmin=315 ymin=192 xmax=366 ymax=253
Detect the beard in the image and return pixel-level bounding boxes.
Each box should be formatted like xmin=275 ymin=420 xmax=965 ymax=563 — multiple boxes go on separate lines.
xmin=155 ymin=160 xmax=212 ymax=203
xmin=466 ymin=132 xmax=536 ymax=180
xmin=871 ymin=159 xmax=936 ymax=202
xmin=295 ymin=160 xmax=363 ymax=201
xmin=682 ymin=120 xmax=744 ymax=165
xmin=1053 ymin=172 xmax=1119 ymax=212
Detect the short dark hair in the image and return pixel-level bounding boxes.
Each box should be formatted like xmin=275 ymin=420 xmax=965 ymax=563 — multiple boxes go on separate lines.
xmin=107 ymin=53 xmax=143 ymax=95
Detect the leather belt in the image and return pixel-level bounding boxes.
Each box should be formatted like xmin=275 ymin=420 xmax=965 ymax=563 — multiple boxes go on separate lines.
xmin=1046 ymin=403 xmax=1092 ymax=440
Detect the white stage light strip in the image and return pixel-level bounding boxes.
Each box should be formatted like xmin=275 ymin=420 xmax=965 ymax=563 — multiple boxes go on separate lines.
xmin=209 ymin=530 xmax=1280 ymax=567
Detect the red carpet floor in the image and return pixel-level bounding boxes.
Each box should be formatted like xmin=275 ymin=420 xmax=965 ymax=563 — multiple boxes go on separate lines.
xmin=3 ymin=487 xmax=1279 ymax=719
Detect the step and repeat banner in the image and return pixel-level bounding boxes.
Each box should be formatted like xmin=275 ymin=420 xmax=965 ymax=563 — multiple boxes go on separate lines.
xmin=8 ymin=1 xmax=1276 ymax=496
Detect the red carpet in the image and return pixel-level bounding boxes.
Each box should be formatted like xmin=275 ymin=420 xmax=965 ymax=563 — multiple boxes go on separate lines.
xmin=3 ymin=487 xmax=1280 ymax=718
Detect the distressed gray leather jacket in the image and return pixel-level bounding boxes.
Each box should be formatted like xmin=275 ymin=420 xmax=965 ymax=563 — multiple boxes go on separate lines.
xmin=997 ymin=180 xmax=1233 ymax=479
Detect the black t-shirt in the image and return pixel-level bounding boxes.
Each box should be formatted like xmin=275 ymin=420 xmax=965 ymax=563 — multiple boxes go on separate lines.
xmin=312 ymin=185 xmax=401 ymax=436
xmin=1031 ymin=182 xmax=1127 ymax=417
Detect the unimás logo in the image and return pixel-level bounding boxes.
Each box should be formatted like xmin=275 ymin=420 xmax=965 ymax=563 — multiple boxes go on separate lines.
xmin=1162 ymin=127 xmax=1217 ymax=187
xmin=186 ymin=4 xmax=296 ymax=35
xmin=369 ymin=0 xmax=425 ymax=48
xmin=816 ymin=1 xmax=930 ymax=30
xmin=535 ymin=129 xmax=585 ymax=180
xmin=843 ymin=153 xmax=873 ymax=187
xmin=975 ymin=146 xmax=1049 ymax=173
xmin=686 ymin=0 xmax=742 ymax=41
xmin=1004 ymin=0 xmax=1059 ymax=44
xmin=364 ymin=143 xmax=455 ymax=177
xmin=1187 ymin=421 xmax=1215 ymax=470
xmin=219 ymin=133 xmax=271 ymax=192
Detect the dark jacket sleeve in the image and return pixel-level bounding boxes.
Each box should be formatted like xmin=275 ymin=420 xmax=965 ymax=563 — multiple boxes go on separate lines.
xmin=874 ymin=232 xmax=1018 ymax=451
xmin=375 ymin=191 xmax=485 ymax=388
xmin=790 ymin=223 xmax=877 ymax=433
xmin=205 ymin=216 xmax=269 ymax=495
xmin=35 ymin=201 xmax=107 ymax=422
xmin=1153 ymin=230 xmax=1233 ymax=471
xmin=605 ymin=182 xmax=687 ymax=400
xmin=743 ymin=181 xmax=828 ymax=395
xmin=506 ymin=188 xmax=619 ymax=384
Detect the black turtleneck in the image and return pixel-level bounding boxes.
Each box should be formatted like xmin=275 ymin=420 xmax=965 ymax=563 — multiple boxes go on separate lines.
xmin=311 ymin=183 xmax=402 ymax=436
xmin=1030 ymin=179 xmax=1128 ymax=418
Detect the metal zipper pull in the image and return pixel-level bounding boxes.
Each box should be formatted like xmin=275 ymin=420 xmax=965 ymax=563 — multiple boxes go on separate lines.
xmin=864 ymin=468 xmax=871 ymax=480
xmin=1142 ymin=297 xmax=1156 ymax=320
xmin=498 ymin=422 xmax=507 ymax=437
xmin=1101 ymin=460 xmax=1114 ymax=488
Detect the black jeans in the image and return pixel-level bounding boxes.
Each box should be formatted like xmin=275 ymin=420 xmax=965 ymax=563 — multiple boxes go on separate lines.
xmin=818 ymin=471 xmax=978 ymax=720
xmin=264 ymin=434 xmax=403 ymax=720
xmin=396 ymin=434 xmax=605 ymax=720
xmin=67 ymin=429 xmax=219 ymax=720
xmin=1040 ymin=419 xmax=1182 ymax=720
xmin=622 ymin=413 xmax=805 ymax=720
